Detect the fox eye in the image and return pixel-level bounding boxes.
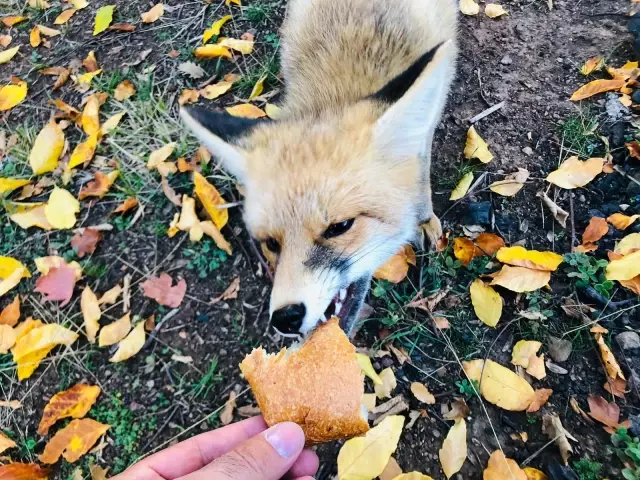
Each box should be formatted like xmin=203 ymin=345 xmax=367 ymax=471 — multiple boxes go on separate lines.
xmin=323 ymin=218 xmax=355 ymax=239
xmin=264 ymin=237 xmax=281 ymax=253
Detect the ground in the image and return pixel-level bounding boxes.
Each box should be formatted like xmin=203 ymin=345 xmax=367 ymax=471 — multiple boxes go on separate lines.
xmin=1 ymin=0 xmax=639 ymax=478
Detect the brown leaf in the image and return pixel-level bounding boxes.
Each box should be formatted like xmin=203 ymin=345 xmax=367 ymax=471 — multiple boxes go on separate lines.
xmin=627 ymin=141 xmax=640 ymax=160
xmin=587 ymin=395 xmax=632 ymax=434
xmin=70 ymin=228 xmax=103 ymax=258
xmin=607 ymin=213 xmax=640 ymax=231
xmin=0 ymin=463 xmax=48 ymax=479
xmin=37 ymin=384 xmax=101 ymax=435
xmin=161 ymin=177 xmax=182 ymax=206
xmin=114 ymin=80 xmax=136 ymax=101
xmin=179 ymin=88 xmax=200 ymax=105
xmin=35 ymin=264 xmax=77 ymax=306
xmin=144 ymin=314 xmax=156 ymax=332
xmin=111 ymin=197 xmax=138 ymax=215
xmin=41 ymin=67 xmax=71 ymax=91
xmin=542 ymin=414 xmax=576 ymax=465
xmin=220 ymin=391 xmax=237 ymax=425
xmin=526 ymin=388 xmax=553 ymax=413
xmin=474 ymin=233 xmax=505 ymax=256
xmin=581 ymin=217 xmax=609 ymax=244
xmin=0 ymin=431 xmax=16 ymax=454
xmin=569 ymin=397 xmax=594 ymax=424
xmin=453 ymin=237 xmax=475 ymax=266
xmin=570 ymin=79 xmax=626 ymax=101
xmin=109 ymin=23 xmax=136 ymax=31
xmin=79 ymin=171 xmax=119 ymax=200
xmin=40 ymin=418 xmax=109 ymax=464
xmin=141 ymin=273 xmax=187 ymax=308
xmin=82 ymin=50 xmax=99 ymax=72
xmin=537 ymin=191 xmax=569 ymax=228
xmin=407 ymin=287 xmax=450 ymax=313
xmin=211 ymin=277 xmax=240 ymax=304
xmin=0 ymin=296 xmax=20 ymax=326
xmin=443 ymin=398 xmax=470 ymax=421
xmin=604 ymin=375 xmax=627 ymax=399
xmin=432 ymin=316 xmax=450 ymax=330
xmin=90 ymin=465 xmax=109 ymax=480
xmin=483 ymin=451 xmax=527 ymax=480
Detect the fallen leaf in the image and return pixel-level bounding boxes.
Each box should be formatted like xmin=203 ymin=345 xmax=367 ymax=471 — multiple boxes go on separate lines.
xmin=148 ymin=142 xmax=176 ymax=175
xmin=485 ymin=3 xmax=508 ymax=17
xmin=474 ymin=233 xmax=505 ymax=256
xmin=374 ymin=367 xmax=397 ymax=399
xmin=218 ymin=37 xmax=254 ymax=54
xmin=582 ymin=216 xmax=609 ymax=244
xmin=587 ymin=395 xmax=631 ymax=434
xmin=580 ymin=57 xmax=604 ymax=75
xmin=0 ymin=46 xmax=19 ymax=65
xmin=35 ymin=264 xmax=77 ymax=306
xmin=37 ymin=384 xmax=101 ymax=435
xmin=0 ymin=78 xmax=27 ymax=112
xmin=463 ymin=359 xmax=535 ymax=411
xmin=470 ymin=279 xmax=502 ymax=327
xmin=265 ymin=103 xmax=283 ymax=119
xmin=34 ymin=256 xmax=82 ymax=279
xmin=220 ymin=391 xmax=237 ymax=425
xmin=523 ymin=468 xmax=548 ymax=480
xmin=607 ymin=213 xmax=639 ymax=230
xmin=0 ymin=296 xmax=20 ymax=326
xmin=98 ymin=285 xmax=121 ymax=305
xmin=141 ymin=273 xmax=187 ymax=308
xmin=460 ymin=0 xmax=480 ymax=15
xmin=44 ymin=187 xmax=79 ymax=229
xmin=491 ymin=265 xmax=551 ymax=292
xmin=496 ymin=246 xmax=563 ymax=271
xmin=179 ymin=88 xmax=200 ymax=105
xmin=537 ymin=191 xmax=569 ymax=228
xmin=194 ymin=171 xmax=228 ymax=229
xmin=70 ymin=228 xmax=103 ymax=258
xmin=80 ymin=287 xmax=101 ymax=344
xmin=194 ymin=44 xmax=232 ymax=59
xmin=432 ymin=316 xmax=450 ymax=330
xmin=374 ymin=245 xmax=415 ymax=283
xmin=570 ymin=79 xmax=626 ymax=101
xmin=114 ymin=80 xmax=136 ymax=101
xmin=606 ymin=249 xmax=640 ymax=281
xmin=0 ymin=178 xmax=30 ymax=197
xmin=0 ymin=430 xmax=16 ymax=454
xmin=13 ymin=323 xmax=78 ymax=380
xmin=526 ymin=354 xmax=546 ymax=380
xmin=249 ymin=75 xmax=267 ymax=101
xmin=90 ymin=466 xmax=109 ymax=480
xmin=54 ymin=8 xmax=76 ymax=24
xmin=389 ymin=345 xmax=409 ymax=365
xmin=81 ymin=94 xmax=101 ymax=136
xmin=450 ymin=171 xmax=473 ymax=201
xmin=489 ymin=168 xmax=529 ymax=196
xmin=0 ymin=463 xmax=48 ymax=479
xmin=526 ymin=388 xmax=553 ymax=413
xmin=200 ymin=81 xmax=233 ymax=99
xmin=210 ymin=277 xmax=240 ymax=304
xmin=439 ymin=419 xmax=467 ymax=479
xmin=109 ymin=22 xmax=136 ymax=31
xmin=0 ymin=324 xmax=17 ymax=354
xmin=356 ymin=353 xmax=383 ymax=385
xmin=0 ymin=35 xmax=12 ymax=48
xmin=101 ymin=111 xmax=125 ymax=135
xmin=203 ymin=15 xmax=232 ymax=43
xmin=542 ymin=414 xmax=575 ymax=465
xmin=483 ymin=451 xmax=526 ymax=480
xmin=454 ymin=237 xmax=476 ymax=266
xmin=226 ymin=103 xmax=267 ymax=118
xmin=379 ymin=457 xmax=403 ymax=480
xmin=464 ymin=126 xmax=493 ymax=163
xmin=546 ymin=156 xmax=604 ymax=189
xmin=0 ymin=257 xmax=30 ymax=297
xmin=82 ymin=50 xmax=99 ymax=72
xmin=112 ymin=197 xmax=138 ymax=215
xmin=93 ymin=5 xmax=115 ymax=35
xmin=30 ymin=26 xmax=42 ymax=47
xmin=98 ymin=313 xmax=130 ymax=347
xmin=14 ymin=318 xmax=43 ymax=343
xmin=29 ymin=121 xmax=65 ymax=175
xmin=410 ymin=382 xmax=435 ymax=405
xmin=40 ymin=418 xmax=109 ymax=463
xmin=110 ymin=321 xmax=145 ymax=362
xmin=78 ymin=171 xmax=119 ymax=200
xmin=141 ymin=3 xmax=164 ymax=23
xmin=443 ymin=399 xmax=470 ymax=421
xmin=73 ymin=69 xmax=103 ymax=91
xmin=2 ymin=16 xmax=29 ymax=27
xmin=200 ymin=221 xmax=233 ymax=255
xmin=161 ymin=177 xmax=181 ymax=206
xmin=68 ymin=133 xmax=99 ymax=170
xmin=512 ymin=340 xmax=542 ymax=368
xmin=337 ymin=415 xmax=404 ymax=480
xmin=49 ymin=99 xmax=81 ymax=120
xmin=178 ymin=61 xmax=206 ymax=79
xmin=616 ymin=232 xmax=640 ymax=255
xmin=594 ymin=333 xmax=625 ymax=386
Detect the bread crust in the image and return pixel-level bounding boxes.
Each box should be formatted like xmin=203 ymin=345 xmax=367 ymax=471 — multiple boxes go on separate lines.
xmin=239 ymin=318 xmax=369 ymax=445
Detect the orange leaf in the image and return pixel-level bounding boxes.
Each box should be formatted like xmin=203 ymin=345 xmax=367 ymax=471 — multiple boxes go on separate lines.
xmin=179 ymin=88 xmax=200 ymax=105
xmin=40 ymin=418 xmax=109 ymax=464
xmin=2 ymin=16 xmax=29 ymax=28
xmin=79 ymin=171 xmax=119 ymax=199
xmin=0 ymin=431 xmax=17 ymax=454
xmin=582 ymin=216 xmax=609 ymax=243
xmin=0 ymin=463 xmax=48 ymax=479
xmin=580 ymin=57 xmax=604 ymax=75
xmin=570 ymin=79 xmax=626 ymax=101
xmin=111 ymin=197 xmax=138 ymax=215
xmin=373 ymin=245 xmax=415 ymax=283
xmin=604 ymin=375 xmax=627 ymax=399
xmin=595 ymin=333 xmax=625 ymax=383
xmin=35 ymin=264 xmax=77 ymax=306
xmin=109 ymin=23 xmax=136 ymax=32
xmin=82 ymin=50 xmax=99 ymax=72
xmin=37 ymin=384 xmax=101 ymax=435
xmin=627 ymin=141 xmax=640 ymax=160
xmin=225 ymin=103 xmax=266 ymax=118
xmin=483 ymin=451 xmax=527 ymax=480
xmin=114 ymin=80 xmax=136 ymax=101
xmin=193 ymin=171 xmax=227 ymax=229
xmin=453 ymin=237 xmax=475 ymax=267
xmin=70 ymin=228 xmax=103 ymax=258
xmin=0 ymin=296 xmax=20 ymax=326
xmin=526 ymin=388 xmax=553 ymax=413
xmin=607 ymin=213 xmax=639 ymax=231
xmin=574 ymin=243 xmax=598 ymax=253
xmin=141 ymin=273 xmax=187 ymax=307
xmin=587 ymin=395 xmax=631 ymax=434
xmin=474 ymin=233 xmax=505 ymax=256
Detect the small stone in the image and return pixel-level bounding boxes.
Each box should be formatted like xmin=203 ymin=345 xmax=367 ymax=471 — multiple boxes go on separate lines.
xmin=462 ymin=201 xmax=493 ymax=226
xmin=522 ymin=146 xmax=534 ymax=156
xmin=633 ymin=89 xmax=640 ymax=105
xmin=616 ymin=331 xmax=640 ymax=350
xmin=578 ymin=194 xmax=586 ymax=203
xmin=500 ymin=55 xmax=513 ymax=65
xmin=146 ymin=380 xmax=155 ymax=388
xmin=548 ymin=336 xmax=572 ymax=362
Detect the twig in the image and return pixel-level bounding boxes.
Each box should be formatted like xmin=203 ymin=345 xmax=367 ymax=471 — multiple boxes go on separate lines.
xmin=569 ymin=193 xmax=577 ymax=249
xmin=144 ymin=308 xmax=180 ymax=349
xmin=614 ymin=165 xmax=640 ymax=188
xmin=469 ymin=101 xmax=506 ymax=124
xmin=140 ymin=405 xmax=179 ymax=452
xmin=521 ymin=436 xmax=560 ymax=466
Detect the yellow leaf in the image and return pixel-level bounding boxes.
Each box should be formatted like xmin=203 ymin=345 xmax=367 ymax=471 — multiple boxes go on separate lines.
xmin=523 ymin=467 xmax=548 ymax=480
xmin=0 ymin=45 xmax=19 ymax=65
xmin=0 ymin=79 xmax=27 ymax=111
xmin=491 ymin=265 xmax=550 ymax=292
xmin=265 ymin=103 xmax=283 ymax=119
xmin=464 ymin=126 xmax=493 ymax=163
xmin=13 ymin=324 xmax=79 ymax=380
xmin=595 ymin=332 xmax=625 ymax=382
xmin=249 ymin=75 xmax=266 ymax=100
xmin=54 ymin=9 xmax=76 ymax=24
xmin=393 ymin=473 xmax=434 ymax=480
xmin=200 ymin=220 xmax=232 ymax=254
xmin=148 ymin=142 xmax=176 ymax=171
xmin=607 ymin=213 xmax=639 ymax=231
xmin=511 ymin=340 xmax=542 ymax=367
xmin=485 ymin=4 xmax=508 ymax=17
xmin=488 ymin=168 xmax=529 ymax=196
xmin=526 ymin=354 xmax=546 ymax=380
xmin=362 ymin=393 xmax=377 ymax=413
xmin=2 ymin=16 xmax=29 ymax=27
xmin=34 ymin=256 xmax=82 ymax=280
xmin=356 ymin=353 xmax=382 ymax=385
xmin=218 ymin=37 xmax=254 ymax=54
xmin=14 ymin=318 xmax=43 ymax=342
xmin=98 ymin=313 xmax=131 ymax=347
xmin=81 ymin=287 xmax=100 ymax=344
xmin=463 ymin=359 xmax=535 ymax=411
xmin=226 ymin=103 xmax=266 ymax=118
xmin=470 ymin=279 xmax=502 ymax=327
xmin=114 ymin=80 xmax=136 ymax=101
xmin=0 ymin=430 xmax=17 ymax=454
xmin=69 ymin=0 xmax=88 ymax=9
xmin=10 ymin=204 xmax=53 ymax=230
xmin=0 ymin=257 xmax=31 ymax=280
xmin=0 ymin=178 xmax=30 ymax=196
xmin=203 ymin=15 xmax=232 ymax=43
xmin=68 ymin=133 xmax=99 ymax=170
xmin=0 ymin=267 xmax=25 ymax=298
xmin=45 ymin=187 xmax=80 ymax=229
xmin=100 ymin=111 xmax=125 ymax=135
xmin=483 ymin=450 xmax=527 ymax=480
xmin=374 ymin=367 xmax=397 ymax=399
xmin=496 ymin=246 xmax=563 ymax=271
xmin=225 ymin=0 xmax=241 ymax=5
xmin=37 ymin=25 xmax=61 ymax=37
xmin=410 ymin=382 xmax=435 ymax=405
xmin=194 ymin=44 xmax=232 ymax=59
xmin=616 ymin=233 xmax=640 ymax=256
xmin=570 ymin=79 xmax=626 ymax=101
xmin=40 ymin=418 xmax=109 ymax=463
xmin=337 ymin=415 xmax=404 ymax=480
xmin=459 ymin=0 xmax=480 ymax=15
xmin=374 ymin=245 xmax=415 ymax=283
xmin=605 ymin=249 xmax=640 ymax=281
xmin=29 ymin=120 xmax=64 ymax=175
xmin=580 ymin=57 xmax=604 ymax=75
xmin=200 ymin=81 xmax=233 ymax=99
xmin=179 ymin=88 xmax=200 ymax=105
xmin=37 ymin=384 xmax=101 ymax=435
xmin=110 ymin=321 xmax=145 ymax=362
xmin=93 ymin=5 xmax=115 ymax=35
xmin=30 ymin=26 xmax=42 ymax=47
xmin=98 ymin=285 xmax=121 ymax=305
xmin=450 ymin=171 xmax=473 ymax=201
xmin=81 ymin=94 xmax=101 ymax=136
xmin=29 ymin=0 xmax=50 ymax=9
xmin=546 ymin=156 xmax=604 ymax=189
xmin=74 ymin=69 xmax=102 ymax=90
xmin=141 ymin=3 xmax=164 ymax=23
xmin=0 ymin=324 xmax=17 ymax=354
xmin=439 ymin=419 xmax=467 ymax=478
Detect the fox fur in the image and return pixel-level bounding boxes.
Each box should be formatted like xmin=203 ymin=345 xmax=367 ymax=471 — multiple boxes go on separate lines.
xmin=181 ymin=0 xmax=458 ymax=335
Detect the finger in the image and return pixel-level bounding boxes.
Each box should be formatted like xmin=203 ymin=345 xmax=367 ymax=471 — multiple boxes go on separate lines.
xmin=285 ymin=449 xmax=320 ymax=479
xmin=292 ymin=477 xmax=315 ymax=480
xmin=185 ymin=422 xmax=306 ymax=480
xmin=114 ymin=416 xmax=268 ymax=480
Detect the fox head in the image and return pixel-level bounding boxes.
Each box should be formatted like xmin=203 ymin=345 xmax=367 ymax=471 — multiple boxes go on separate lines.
xmin=181 ymin=42 xmax=453 ymax=335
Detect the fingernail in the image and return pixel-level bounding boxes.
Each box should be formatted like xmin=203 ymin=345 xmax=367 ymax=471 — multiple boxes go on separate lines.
xmin=264 ymin=422 xmax=304 ymax=458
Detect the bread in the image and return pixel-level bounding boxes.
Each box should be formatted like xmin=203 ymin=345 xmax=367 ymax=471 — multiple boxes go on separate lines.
xmin=239 ymin=318 xmax=370 ymax=445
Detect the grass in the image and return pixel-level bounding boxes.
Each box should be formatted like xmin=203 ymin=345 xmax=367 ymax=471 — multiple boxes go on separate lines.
xmin=235 ymin=55 xmax=281 ymax=96
xmin=559 ymin=108 xmax=602 ymax=158
xmin=242 ymin=2 xmax=277 ymax=23
xmin=183 ymin=238 xmax=228 ymax=279
xmin=189 ymin=358 xmax=222 ymax=399
xmin=573 ymin=457 xmax=603 ymax=480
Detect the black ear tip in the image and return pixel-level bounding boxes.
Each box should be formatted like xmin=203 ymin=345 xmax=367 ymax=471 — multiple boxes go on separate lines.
xmin=180 ymin=105 xmax=214 ymax=124
xmin=180 ymin=105 xmax=268 ymax=142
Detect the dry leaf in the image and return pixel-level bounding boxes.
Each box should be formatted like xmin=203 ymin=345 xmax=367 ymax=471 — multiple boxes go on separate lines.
xmin=337 ymin=415 xmax=404 ymax=480
xmin=410 ymin=382 xmax=435 ymax=405
xmin=606 ymin=249 xmax=640 ymax=281
xmin=374 ymin=245 xmax=416 ymax=283
xmin=491 ymin=265 xmax=551 ymax=293
xmin=453 ymin=237 xmax=475 ymax=266
xmin=37 ymin=384 xmax=101 ymax=435
xmin=13 ymin=323 xmax=78 ymax=380
xmin=356 ymin=353 xmax=383 ymax=385
xmin=29 ymin=121 xmax=64 ymax=175
xmin=54 ymin=8 xmax=76 ymax=24
xmin=0 ymin=177 xmax=27 ymax=196
xmin=443 ymin=398 xmax=470 ymax=421
xmin=68 ymin=133 xmax=99 ymax=170
xmin=110 ymin=321 xmax=145 ymax=362
xmin=450 ymin=171 xmax=473 ymax=201
xmin=194 ymin=44 xmax=232 ymax=59
xmin=511 ymin=340 xmax=542 ymax=368
xmin=44 ymin=187 xmax=80 ymax=229
xmin=379 ymin=457 xmax=403 ymax=480
xmin=265 ymin=103 xmax=283 ymax=119
xmin=40 ymin=418 xmax=109 ymax=463
xmin=483 ymin=451 xmax=526 ymax=480
xmin=542 ymin=414 xmax=575 ymax=465
xmin=83 ymin=50 xmax=99 ymax=72
xmin=547 ymin=156 xmax=604 ymax=189
xmin=0 ymin=35 xmax=12 ymax=48
xmin=141 ymin=3 xmax=164 ymax=23
xmin=607 ymin=213 xmax=639 ymax=230
xmin=90 ymin=466 xmax=109 ymax=480
xmin=225 ymin=103 xmax=267 ymax=118
xmin=0 ymin=324 xmax=17 ymax=354
xmin=194 ymin=171 xmax=228 ymax=229
xmin=571 ymin=79 xmax=626 ymax=101
xmin=526 ymin=354 xmax=546 ymax=380
xmin=0 ymin=46 xmax=19 ymax=65
xmin=200 ymin=81 xmax=234 ymax=100
xmin=0 ymin=463 xmax=48 ymax=479
xmin=98 ymin=285 xmax=121 ymax=306
xmin=141 ymin=273 xmax=187 ymax=308
xmin=537 ymin=191 xmax=569 ymax=228
xmin=463 ymin=359 xmax=535 ymax=411
xmin=218 ymin=37 xmax=254 ymax=54
xmin=587 ymin=395 xmax=631 ymax=434
xmin=81 ymin=94 xmax=101 ymax=136
xmin=179 ymin=88 xmax=200 ymax=105
xmin=81 ymin=287 xmax=101 ymax=344
xmin=2 ymin=16 xmax=29 ymax=27
xmin=109 ymin=22 xmax=136 ymax=32
xmin=0 ymin=257 xmax=30 ymax=297
xmin=374 ymin=368 xmax=397 ymax=399
xmin=0 ymin=296 xmax=20 ymax=326
xmin=148 ymin=142 xmax=176 ymax=175
xmin=580 ymin=57 xmax=604 ymax=75
xmin=496 ymin=246 xmax=563 ymax=271
xmin=71 ymin=228 xmax=103 ymax=258
xmin=460 ymin=0 xmax=480 ymax=15
xmin=474 ymin=233 xmax=505 ymax=256
xmin=210 ymin=277 xmax=240 ymax=304
xmin=98 ymin=313 xmax=131 ymax=347
xmin=114 ymin=80 xmax=136 ymax=101
xmin=161 ymin=177 xmax=181 ymax=207
xmin=489 ymin=168 xmax=529 ymax=197
xmin=439 ymin=419 xmax=467 ymax=479
xmin=470 ymin=279 xmax=502 ymax=327
xmin=112 ymin=197 xmax=138 ymax=215
xmin=79 ymin=171 xmax=119 ymax=199
xmin=485 ymin=3 xmax=508 ymax=17
xmin=594 ymin=333 xmax=625 ymax=385
xmin=101 ymin=111 xmax=125 ymax=135
xmin=249 ymin=75 xmax=267 ymax=101
xmin=464 ymin=126 xmax=493 ymax=163
xmin=220 ymin=391 xmax=237 ymax=425
xmin=203 ymin=15 xmax=232 ymax=43
xmin=0 ymin=431 xmax=16 ymax=454
xmin=582 ymin=216 xmax=609 ymax=244
xmin=178 ymin=61 xmax=206 ymax=79
xmin=35 ymin=264 xmax=77 ymax=306
xmin=526 ymin=388 xmax=553 ymax=413
xmin=93 ymin=5 xmax=115 ymax=35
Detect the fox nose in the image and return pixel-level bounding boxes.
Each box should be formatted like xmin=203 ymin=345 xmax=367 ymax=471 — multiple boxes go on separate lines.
xmin=271 ymin=303 xmax=306 ymax=334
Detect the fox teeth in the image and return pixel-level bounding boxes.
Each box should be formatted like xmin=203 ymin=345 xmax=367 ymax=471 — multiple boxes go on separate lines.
xmin=339 ymin=289 xmax=347 ymax=301
xmin=335 ymin=302 xmax=343 ymax=315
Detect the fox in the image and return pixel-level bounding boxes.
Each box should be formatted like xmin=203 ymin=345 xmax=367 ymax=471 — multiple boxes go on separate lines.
xmin=181 ymin=0 xmax=458 ymax=336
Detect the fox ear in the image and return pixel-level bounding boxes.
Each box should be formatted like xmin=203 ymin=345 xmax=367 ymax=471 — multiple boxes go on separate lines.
xmin=180 ymin=106 xmax=264 ymax=181
xmin=372 ymin=40 xmax=455 ymax=161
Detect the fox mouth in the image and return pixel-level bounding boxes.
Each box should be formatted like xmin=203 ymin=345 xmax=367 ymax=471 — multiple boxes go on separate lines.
xmin=320 ymin=276 xmax=371 ymax=333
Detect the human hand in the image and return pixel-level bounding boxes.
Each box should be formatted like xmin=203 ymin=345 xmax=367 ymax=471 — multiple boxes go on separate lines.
xmin=111 ymin=416 xmax=319 ymax=480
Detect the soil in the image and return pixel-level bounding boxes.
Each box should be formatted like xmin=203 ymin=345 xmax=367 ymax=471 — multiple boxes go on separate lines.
xmin=1 ymin=0 xmax=639 ymax=479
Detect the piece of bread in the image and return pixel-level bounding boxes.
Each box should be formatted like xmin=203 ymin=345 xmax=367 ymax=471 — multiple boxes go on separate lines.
xmin=239 ymin=318 xmax=370 ymax=445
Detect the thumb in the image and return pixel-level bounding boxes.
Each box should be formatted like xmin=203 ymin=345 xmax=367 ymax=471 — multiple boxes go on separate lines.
xmin=188 ymin=422 xmax=306 ymax=480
